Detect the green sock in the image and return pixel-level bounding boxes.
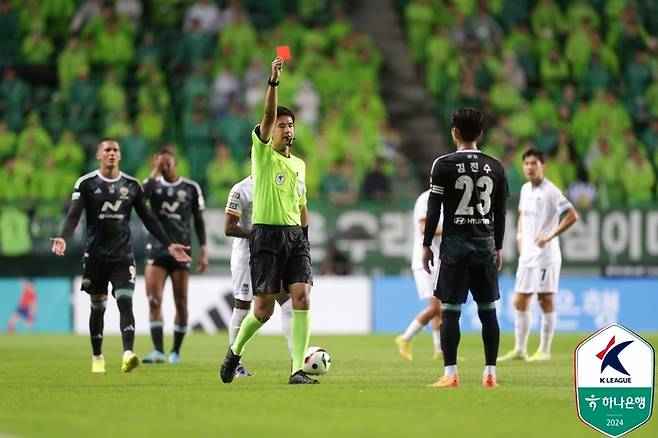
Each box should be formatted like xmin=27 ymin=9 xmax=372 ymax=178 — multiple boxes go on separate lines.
xmin=291 ymin=310 xmax=311 ymax=373
xmin=231 ymin=313 xmax=263 ymax=356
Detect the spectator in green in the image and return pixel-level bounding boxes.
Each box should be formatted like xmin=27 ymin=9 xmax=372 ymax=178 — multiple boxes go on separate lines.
xmin=90 ymin=18 xmax=135 ymax=73
xmin=624 ymin=50 xmax=653 ymax=99
xmin=18 ymin=0 xmax=45 ymax=35
xmin=206 ymin=143 xmax=240 ymax=206
xmin=534 ymin=120 xmax=558 ymax=155
xmin=508 ymin=104 xmax=538 ymax=139
xmin=120 ymin=122 xmax=150 ymax=175
xmin=30 ymin=156 xmax=71 ymax=202
xmin=0 ymin=68 xmax=31 ymax=131
xmin=21 ymin=26 xmax=54 ymax=65
xmin=425 ymin=26 xmax=456 ymax=96
xmin=53 ymin=129 xmax=84 ymax=174
xmin=530 ymin=87 xmax=558 ymax=127
xmin=565 ymin=19 xmax=593 ymax=78
xmin=103 ymin=111 xmax=131 ymax=139
xmin=587 ymin=137 xmax=624 ymax=206
xmin=607 ymin=12 xmax=648 ymax=56
xmin=0 ymin=156 xmax=33 ymax=203
xmin=498 ymin=0 xmax=529 ymax=30
xmin=531 ymin=0 xmax=565 ymax=39
xmin=581 ymin=54 xmax=613 ymax=100
xmin=99 ymin=67 xmax=127 ymax=114
xmin=642 ymin=117 xmax=658 ymax=155
xmin=137 ymin=105 xmax=164 ymax=143
xmin=320 ymin=160 xmax=350 ymax=204
xmin=39 ymin=0 xmax=75 ymax=37
xmin=566 ymin=0 xmax=599 ymax=30
xmin=16 ymin=113 xmax=53 ymax=161
xmin=0 ymin=120 xmax=16 ymax=160
xmin=175 ymin=18 xmax=214 ymax=72
xmin=590 ymin=32 xmax=619 ymax=76
xmin=500 ymin=148 xmax=524 ymax=202
xmin=183 ymin=106 xmax=214 ymax=185
xmin=67 ymin=67 xmax=97 ymax=133
xmin=138 ymin=71 xmax=171 ymax=113
xmin=181 ymin=66 xmax=211 ymax=115
xmin=57 ymin=35 xmax=89 ymax=91
xmin=136 ymin=32 xmax=162 ymax=66
xmin=622 ymin=147 xmax=655 ymax=207
xmin=489 ymin=77 xmax=524 ymax=113
xmin=215 ymin=103 xmax=252 ymax=163
xmin=553 ymin=143 xmax=578 ymax=190
xmin=0 ymin=206 xmax=31 ymax=256
xmin=218 ymin=12 xmax=257 ymax=76
xmin=540 ymin=48 xmax=569 ymax=97
xmin=0 ymin=0 xmax=20 ymax=66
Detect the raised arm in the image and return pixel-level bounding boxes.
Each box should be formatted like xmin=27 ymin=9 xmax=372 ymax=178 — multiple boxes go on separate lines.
xmin=257 ymin=57 xmax=284 ymax=143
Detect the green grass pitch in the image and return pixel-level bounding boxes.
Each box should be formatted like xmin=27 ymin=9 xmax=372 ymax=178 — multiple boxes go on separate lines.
xmin=0 ymin=333 xmax=656 ymax=438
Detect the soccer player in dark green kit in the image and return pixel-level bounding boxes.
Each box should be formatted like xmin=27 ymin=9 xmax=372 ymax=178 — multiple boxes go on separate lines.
xmin=220 ymin=56 xmax=316 ymax=384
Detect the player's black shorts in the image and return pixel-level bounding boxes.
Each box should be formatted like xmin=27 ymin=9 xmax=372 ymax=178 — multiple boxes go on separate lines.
xmin=435 ymin=263 xmax=500 ymax=304
xmin=145 ymin=253 xmax=191 ymax=274
xmin=81 ymin=258 xmax=136 ymax=296
xmin=249 ymin=224 xmax=313 ymax=294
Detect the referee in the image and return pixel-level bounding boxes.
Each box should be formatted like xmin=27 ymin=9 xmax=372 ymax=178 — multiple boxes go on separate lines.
xmin=220 ymin=56 xmax=315 ymax=384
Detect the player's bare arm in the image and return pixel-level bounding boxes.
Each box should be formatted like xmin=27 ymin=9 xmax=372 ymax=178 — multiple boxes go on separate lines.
xmin=224 ymin=212 xmax=251 ymax=239
xmin=516 ymin=213 xmax=523 ymax=253
xmin=258 ymin=56 xmax=284 ymax=143
xmin=535 ymin=207 xmax=579 ymax=248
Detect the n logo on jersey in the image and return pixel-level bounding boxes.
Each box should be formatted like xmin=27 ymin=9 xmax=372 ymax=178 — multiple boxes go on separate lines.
xmin=101 ymin=201 xmax=122 ymax=212
xmin=162 ymin=201 xmax=180 ymax=213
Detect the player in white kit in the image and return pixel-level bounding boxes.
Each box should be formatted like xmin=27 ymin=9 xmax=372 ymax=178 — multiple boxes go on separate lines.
xmin=395 ymin=189 xmax=443 ymax=361
xmin=499 ymin=149 xmax=578 ymax=362
xmin=225 ymin=176 xmax=293 ymax=377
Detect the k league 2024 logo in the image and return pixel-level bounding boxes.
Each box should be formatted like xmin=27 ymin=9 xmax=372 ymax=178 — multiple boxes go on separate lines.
xmin=575 ymin=323 xmax=655 ymax=437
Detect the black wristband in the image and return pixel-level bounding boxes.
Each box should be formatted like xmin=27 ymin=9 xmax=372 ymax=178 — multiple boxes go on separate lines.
xmin=268 ymin=78 xmax=279 ymax=87
xmin=302 ymin=225 xmax=308 ymax=240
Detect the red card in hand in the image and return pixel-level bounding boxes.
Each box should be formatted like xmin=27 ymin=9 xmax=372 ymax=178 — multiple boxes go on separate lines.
xmin=276 ymin=45 xmax=292 ymax=61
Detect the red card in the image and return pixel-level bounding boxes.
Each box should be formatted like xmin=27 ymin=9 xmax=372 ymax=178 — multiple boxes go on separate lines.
xmin=276 ymin=45 xmax=292 ymax=61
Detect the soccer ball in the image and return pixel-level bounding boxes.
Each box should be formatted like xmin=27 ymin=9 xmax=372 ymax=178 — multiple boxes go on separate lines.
xmin=303 ymin=346 xmax=331 ymax=375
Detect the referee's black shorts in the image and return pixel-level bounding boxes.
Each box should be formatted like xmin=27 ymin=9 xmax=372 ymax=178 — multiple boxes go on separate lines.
xmin=249 ymin=224 xmax=313 ymax=294
xmin=435 ymin=263 xmax=500 ymax=304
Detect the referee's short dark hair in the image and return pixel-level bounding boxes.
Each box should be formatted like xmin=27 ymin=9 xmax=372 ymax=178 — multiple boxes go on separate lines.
xmin=522 ymin=148 xmax=545 ymax=163
xmin=276 ymin=106 xmax=295 ymax=123
xmin=156 ymin=146 xmax=176 ymax=157
xmin=451 ymin=108 xmax=483 ymax=142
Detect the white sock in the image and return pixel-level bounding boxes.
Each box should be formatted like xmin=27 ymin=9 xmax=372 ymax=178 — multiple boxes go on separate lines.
xmin=444 ymin=365 xmax=458 ymax=378
xmin=93 ymin=354 xmax=104 ymax=360
xmin=432 ymin=329 xmax=442 ymax=353
xmin=514 ymin=309 xmax=531 ymax=353
xmin=229 ymin=308 xmax=250 ymax=345
xmin=402 ymin=319 xmax=424 ymax=342
xmin=279 ymin=299 xmax=294 ymax=357
xmin=539 ymin=312 xmax=556 ymax=354
xmin=122 ymin=350 xmax=133 ymax=357
xmin=483 ymin=365 xmax=496 ymax=378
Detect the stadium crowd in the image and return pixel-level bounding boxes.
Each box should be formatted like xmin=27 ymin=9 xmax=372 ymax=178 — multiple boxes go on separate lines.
xmin=402 ymin=0 xmax=658 ymax=207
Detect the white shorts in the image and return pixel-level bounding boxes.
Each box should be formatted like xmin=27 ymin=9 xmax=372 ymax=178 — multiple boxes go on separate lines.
xmin=514 ymin=264 xmax=560 ymax=294
xmin=412 ymin=267 xmax=439 ymax=300
xmin=231 ymin=267 xmax=253 ymax=302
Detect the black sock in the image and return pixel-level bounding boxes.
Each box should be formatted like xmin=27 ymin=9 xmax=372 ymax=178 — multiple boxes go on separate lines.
xmin=440 ymin=309 xmax=461 ymax=366
xmin=89 ymin=302 xmax=106 ymax=356
xmin=478 ymin=308 xmax=500 ymax=366
xmin=172 ymin=324 xmax=187 ymax=354
xmin=117 ymin=296 xmax=135 ymax=351
xmin=150 ymin=321 xmax=164 ymax=353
